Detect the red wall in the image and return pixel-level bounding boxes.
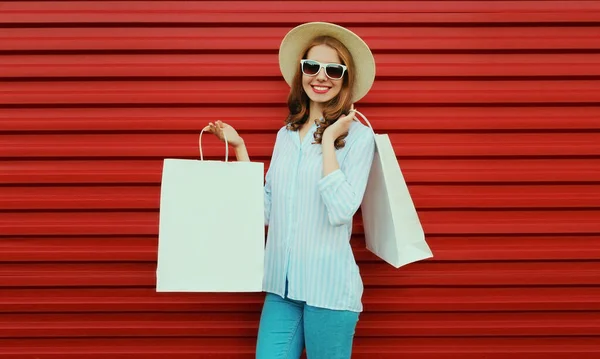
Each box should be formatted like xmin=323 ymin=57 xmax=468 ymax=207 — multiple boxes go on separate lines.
xmin=1 ymin=1 xmax=600 ymax=358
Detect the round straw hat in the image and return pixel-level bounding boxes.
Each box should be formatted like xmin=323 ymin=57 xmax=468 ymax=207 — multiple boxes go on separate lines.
xmin=278 ymin=22 xmax=376 ymax=103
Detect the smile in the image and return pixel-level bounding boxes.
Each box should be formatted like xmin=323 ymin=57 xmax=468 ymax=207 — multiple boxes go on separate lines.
xmin=311 ymin=85 xmax=331 ymax=94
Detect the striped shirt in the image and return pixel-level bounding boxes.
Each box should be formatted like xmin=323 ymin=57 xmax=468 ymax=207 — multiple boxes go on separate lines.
xmin=263 ymin=120 xmax=375 ymax=312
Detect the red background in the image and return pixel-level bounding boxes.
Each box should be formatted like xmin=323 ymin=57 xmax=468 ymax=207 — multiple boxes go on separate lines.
xmin=1 ymin=1 xmax=600 ymax=358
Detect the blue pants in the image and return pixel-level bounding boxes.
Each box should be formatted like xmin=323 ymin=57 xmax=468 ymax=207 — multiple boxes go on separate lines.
xmin=255 ymin=290 xmax=359 ymax=359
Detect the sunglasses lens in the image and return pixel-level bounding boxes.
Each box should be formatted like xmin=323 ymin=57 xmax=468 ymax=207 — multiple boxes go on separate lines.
xmin=325 ymin=64 xmax=345 ymax=79
xmin=302 ymin=60 xmax=320 ymax=76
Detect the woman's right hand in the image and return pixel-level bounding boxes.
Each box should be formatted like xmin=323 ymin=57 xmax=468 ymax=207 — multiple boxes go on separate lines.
xmin=203 ymin=120 xmax=244 ymax=148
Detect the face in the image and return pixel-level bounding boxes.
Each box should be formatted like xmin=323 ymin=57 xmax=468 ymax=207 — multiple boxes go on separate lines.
xmin=302 ymin=44 xmax=344 ymax=103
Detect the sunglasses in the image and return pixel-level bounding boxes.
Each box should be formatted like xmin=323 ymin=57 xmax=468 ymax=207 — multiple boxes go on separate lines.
xmin=300 ymin=59 xmax=347 ymax=80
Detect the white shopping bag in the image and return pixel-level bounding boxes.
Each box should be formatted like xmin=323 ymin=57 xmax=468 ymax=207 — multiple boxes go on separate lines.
xmin=156 ymin=130 xmax=265 ymax=292
xmin=356 ymin=110 xmax=433 ymax=268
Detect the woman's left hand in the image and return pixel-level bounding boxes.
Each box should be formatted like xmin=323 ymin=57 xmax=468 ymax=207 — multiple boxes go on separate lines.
xmin=322 ymin=105 xmax=357 ymax=143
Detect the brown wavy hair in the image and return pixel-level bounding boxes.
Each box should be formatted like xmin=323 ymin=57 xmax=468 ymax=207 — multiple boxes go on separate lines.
xmin=285 ymin=36 xmax=355 ymax=149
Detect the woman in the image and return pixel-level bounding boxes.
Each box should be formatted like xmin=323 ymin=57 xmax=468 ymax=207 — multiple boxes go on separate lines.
xmin=205 ymin=22 xmax=376 ymax=359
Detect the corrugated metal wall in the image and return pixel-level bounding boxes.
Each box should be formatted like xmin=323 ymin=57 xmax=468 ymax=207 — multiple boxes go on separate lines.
xmin=1 ymin=1 xmax=600 ymax=358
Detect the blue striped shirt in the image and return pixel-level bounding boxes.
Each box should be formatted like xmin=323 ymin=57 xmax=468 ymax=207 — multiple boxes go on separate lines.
xmin=263 ymin=120 xmax=375 ymax=312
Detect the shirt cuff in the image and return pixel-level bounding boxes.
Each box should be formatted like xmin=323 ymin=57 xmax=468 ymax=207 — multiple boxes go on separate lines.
xmin=318 ymin=169 xmax=346 ymax=192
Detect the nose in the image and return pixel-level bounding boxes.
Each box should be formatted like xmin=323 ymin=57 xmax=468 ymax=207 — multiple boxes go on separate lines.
xmin=315 ymin=66 xmax=328 ymax=81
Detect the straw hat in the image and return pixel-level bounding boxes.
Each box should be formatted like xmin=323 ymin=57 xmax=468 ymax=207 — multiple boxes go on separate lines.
xmin=278 ymin=22 xmax=376 ymax=103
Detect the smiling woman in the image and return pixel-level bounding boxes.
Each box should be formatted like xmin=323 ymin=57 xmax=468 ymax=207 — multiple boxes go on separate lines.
xmin=204 ymin=22 xmax=377 ymax=359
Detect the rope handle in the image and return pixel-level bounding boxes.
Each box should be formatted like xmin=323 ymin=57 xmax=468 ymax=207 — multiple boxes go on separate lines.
xmin=350 ymin=109 xmax=375 ymax=135
xmin=198 ymin=127 xmax=229 ymax=162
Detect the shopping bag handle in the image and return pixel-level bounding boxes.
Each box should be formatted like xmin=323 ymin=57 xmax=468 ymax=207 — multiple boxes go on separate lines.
xmin=198 ymin=127 xmax=229 ymax=162
xmin=351 ymin=109 xmax=375 ymax=135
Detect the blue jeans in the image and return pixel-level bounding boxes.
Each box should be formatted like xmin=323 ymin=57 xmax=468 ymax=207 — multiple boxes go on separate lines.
xmin=255 ymin=289 xmax=359 ymax=359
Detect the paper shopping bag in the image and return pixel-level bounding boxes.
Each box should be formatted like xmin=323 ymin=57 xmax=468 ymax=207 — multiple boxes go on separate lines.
xmin=356 ymin=110 xmax=433 ymax=268
xmin=156 ymin=130 xmax=265 ymax=292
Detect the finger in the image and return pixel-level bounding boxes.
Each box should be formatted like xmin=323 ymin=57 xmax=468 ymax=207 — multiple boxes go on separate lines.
xmin=339 ymin=112 xmax=352 ymax=120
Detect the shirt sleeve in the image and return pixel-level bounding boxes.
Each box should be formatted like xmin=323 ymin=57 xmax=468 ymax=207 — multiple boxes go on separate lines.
xmin=264 ymin=127 xmax=285 ymax=226
xmin=318 ymin=127 xmax=376 ymax=227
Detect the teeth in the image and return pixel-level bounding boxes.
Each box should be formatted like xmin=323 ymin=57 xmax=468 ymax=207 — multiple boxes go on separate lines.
xmin=313 ymin=86 xmax=329 ymax=91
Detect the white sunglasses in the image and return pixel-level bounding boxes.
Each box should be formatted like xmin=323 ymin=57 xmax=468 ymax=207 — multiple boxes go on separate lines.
xmin=300 ymin=59 xmax=347 ymax=80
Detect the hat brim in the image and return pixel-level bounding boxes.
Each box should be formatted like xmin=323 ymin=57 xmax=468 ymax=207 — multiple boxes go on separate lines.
xmin=278 ymin=22 xmax=375 ymax=103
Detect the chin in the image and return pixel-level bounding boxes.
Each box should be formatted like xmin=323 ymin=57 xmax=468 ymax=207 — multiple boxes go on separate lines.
xmin=308 ymin=96 xmax=332 ymax=103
